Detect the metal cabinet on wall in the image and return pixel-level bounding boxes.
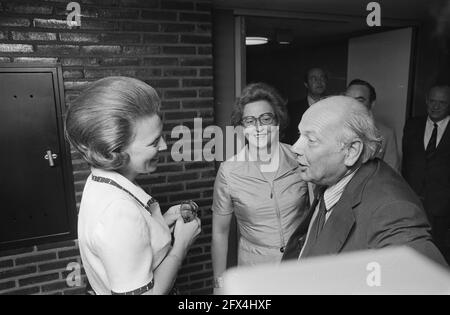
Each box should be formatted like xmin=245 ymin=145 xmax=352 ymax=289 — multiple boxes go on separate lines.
xmin=0 ymin=64 xmax=77 ymax=250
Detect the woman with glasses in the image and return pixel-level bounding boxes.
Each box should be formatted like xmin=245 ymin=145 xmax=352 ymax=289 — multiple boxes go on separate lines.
xmin=211 ymin=83 xmax=309 ymax=292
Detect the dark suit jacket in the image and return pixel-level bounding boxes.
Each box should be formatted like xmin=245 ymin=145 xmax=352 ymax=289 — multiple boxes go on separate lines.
xmin=402 ymin=117 xmax=450 ymax=217
xmin=283 ymin=98 xmax=309 ymax=145
xmin=282 ymin=159 xmax=447 ymax=266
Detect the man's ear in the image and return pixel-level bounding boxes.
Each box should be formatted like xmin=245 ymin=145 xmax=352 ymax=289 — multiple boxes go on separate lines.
xmin=344 ymin=139 xmax=363 ymax=167
xmin=304 ymin=82 xmax=308 ymax=90
xmin=370 ymin=100 xmax=376 ymax=111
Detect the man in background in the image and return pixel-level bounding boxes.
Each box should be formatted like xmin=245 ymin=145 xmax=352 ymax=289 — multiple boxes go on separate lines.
xmin=345 ymin=79 xmax=400 ymax=172
xmin=402 ymin=85 xmax=450 ymax=259
xmin=285 ymin=67 xmax=328 ymax=145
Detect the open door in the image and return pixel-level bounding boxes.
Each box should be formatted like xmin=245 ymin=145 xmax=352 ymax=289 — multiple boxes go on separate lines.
xmin=347 ymin=28 xmax=414 ymax=157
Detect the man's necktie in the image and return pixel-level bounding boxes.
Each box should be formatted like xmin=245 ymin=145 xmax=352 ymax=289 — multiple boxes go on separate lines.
xmin=314 ymin=193 xmax=328 ymax=239
xmin=297 ymin=188 xmax=322 ymax=246
xmin=426 ymin=123 xmax=438 ymax=159
xmin=309 ymin=193 xmax=327 ymax=245
xmin=300 ymin=188 xmax=327 ymax=257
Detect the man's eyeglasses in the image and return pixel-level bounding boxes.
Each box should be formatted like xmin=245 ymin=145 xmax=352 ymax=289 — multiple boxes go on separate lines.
xmin=241 ymin=112 xmax=276 ymax=128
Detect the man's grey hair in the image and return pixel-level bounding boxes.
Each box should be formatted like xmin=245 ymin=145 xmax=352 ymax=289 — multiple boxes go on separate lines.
xmin=338 ymin=103 xmax=383 ymax=164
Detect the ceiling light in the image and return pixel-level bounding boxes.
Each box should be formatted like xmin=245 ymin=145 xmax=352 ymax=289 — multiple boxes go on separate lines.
xmin=246 ymin=37 xmax=268 ymax=46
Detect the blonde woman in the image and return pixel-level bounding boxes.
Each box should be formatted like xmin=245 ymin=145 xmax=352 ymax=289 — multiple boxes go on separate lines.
xmin=65 ymin=77 xmax=201 ymax=295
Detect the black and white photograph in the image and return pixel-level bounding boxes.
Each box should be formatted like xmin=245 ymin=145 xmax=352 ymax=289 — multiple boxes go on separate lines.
xmin=0 ymin=0 xmax=449 ymax=298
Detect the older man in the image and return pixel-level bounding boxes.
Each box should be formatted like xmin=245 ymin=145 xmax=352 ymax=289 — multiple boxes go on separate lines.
xmin=402 ymin=85 xmax=450 ymax=257
xmin=345 ymin=79 xmax=400 ymax=171
xmin=282 ymin=96 xmax=446 ymax=266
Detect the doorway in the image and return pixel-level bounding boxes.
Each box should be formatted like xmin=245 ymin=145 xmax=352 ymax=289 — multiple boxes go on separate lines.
xmin=245 ymin=16 xmax=415 ymax=152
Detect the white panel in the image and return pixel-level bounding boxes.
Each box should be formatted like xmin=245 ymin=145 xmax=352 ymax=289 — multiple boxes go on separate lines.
xmin=223 ymin=247 xmax=450 ymax=295
xmin=347 ymin=28 xmax=413 ymax=157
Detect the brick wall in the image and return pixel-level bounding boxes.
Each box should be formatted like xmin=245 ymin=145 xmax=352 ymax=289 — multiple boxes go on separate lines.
xmin=0 ymin=0 xmax=215 ymax=295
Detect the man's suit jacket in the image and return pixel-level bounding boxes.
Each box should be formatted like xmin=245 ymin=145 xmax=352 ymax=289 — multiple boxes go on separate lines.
xmin=282 ymin=159 xmax=447 ymax=266
xmin=402 ymin=117 xmax=450 ymax=217
xmin=284 ymin=98 xmax=309 ymax=145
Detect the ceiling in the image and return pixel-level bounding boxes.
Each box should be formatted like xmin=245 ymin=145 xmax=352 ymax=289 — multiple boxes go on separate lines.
xmin=213 ymin=0 xmax=448 ymax=47
xmin=213 ymin=0 xmax=442 ymax=20
xmin=245 ymin=16 xmax=386 ymax=47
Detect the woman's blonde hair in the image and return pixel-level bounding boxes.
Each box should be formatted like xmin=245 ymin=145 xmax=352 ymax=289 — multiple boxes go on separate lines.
xmin=65 ymin=76 xmax=161 ymax=170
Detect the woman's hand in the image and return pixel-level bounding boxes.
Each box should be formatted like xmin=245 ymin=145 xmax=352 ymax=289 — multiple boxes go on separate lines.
xmin=172 ymin=217 xmax=201 ymax=254
xmin=163 ymin=205 xmax=181 ymax=231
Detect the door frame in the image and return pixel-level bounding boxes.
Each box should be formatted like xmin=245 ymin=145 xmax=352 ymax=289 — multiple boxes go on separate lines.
xmin=228 ymin=8 xmax=422 ymax=114
xmin=0 ymin=63 xmax=77 ymax=250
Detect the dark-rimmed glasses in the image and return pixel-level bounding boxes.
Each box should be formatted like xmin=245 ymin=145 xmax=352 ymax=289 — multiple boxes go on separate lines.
xmin=241 ymin=112 xmax=276 ymax=128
